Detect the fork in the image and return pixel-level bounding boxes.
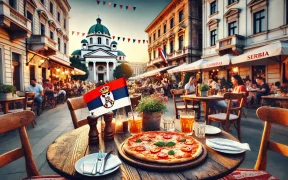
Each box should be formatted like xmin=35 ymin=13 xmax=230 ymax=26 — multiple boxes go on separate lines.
xmin=91 ymin=151 xmax=101 ymax=175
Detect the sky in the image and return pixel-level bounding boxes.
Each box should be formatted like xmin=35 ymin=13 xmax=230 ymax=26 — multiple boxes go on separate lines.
xmin=68 ymin=0 xmax=171 ymax=63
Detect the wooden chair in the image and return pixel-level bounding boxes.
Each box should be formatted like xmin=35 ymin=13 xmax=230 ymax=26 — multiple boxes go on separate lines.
xmin=8 ymin=92 xmax=36 ymax=128
xmin=208 ymin=93 xmax=245 ymax=141
xmin=221 ymin=106 xmax=287 ymax=180
xmin=170 ymin=89 xmax=199 ymax=119
xmin=130 ymin=95 xmax=142 ymax=110
xmin=67 ymin=97 xmax=88 ymax=129
xmin=0 ymin=111 xmax=66 ymax=180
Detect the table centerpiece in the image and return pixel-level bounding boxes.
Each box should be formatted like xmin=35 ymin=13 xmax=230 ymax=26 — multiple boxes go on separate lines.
xmin=199 ymin=84 xmax=209 ymax=97
xmin=0 ymin=84 xmax=16 ymax=99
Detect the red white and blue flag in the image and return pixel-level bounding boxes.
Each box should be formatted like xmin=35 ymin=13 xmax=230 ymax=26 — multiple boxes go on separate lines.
xmin=83 ymin=78 xmax=131 ymax=116
xmin=158 ymin=47 xmax=168 ymax=64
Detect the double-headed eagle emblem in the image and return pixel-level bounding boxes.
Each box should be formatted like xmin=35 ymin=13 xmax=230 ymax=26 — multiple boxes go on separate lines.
xmin=99 ymin=86 xmax=115 ymax=108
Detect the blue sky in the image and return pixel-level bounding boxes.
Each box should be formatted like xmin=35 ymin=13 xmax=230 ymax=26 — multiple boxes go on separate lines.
xmin=68 ymin=0 xmax=171 ymax=62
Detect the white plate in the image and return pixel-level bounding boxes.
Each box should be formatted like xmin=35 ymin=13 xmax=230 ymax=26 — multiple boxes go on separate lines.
xmin=75 ymin=153 xmax=120 ymax=177
xmin=205 ymin=125 xmax=221 ymax=135
xmin=207 ymin=144 xmax=246 ymax=154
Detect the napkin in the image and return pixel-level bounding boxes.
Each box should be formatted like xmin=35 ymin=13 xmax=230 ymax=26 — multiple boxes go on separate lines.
xmin=206 ymin=138 xmax=250 ymax=151
xmin=82 ymin=155 xmax=122 ymax=174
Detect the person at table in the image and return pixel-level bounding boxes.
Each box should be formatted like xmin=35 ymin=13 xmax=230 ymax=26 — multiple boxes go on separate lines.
xmin=184 ymin=76 xmax=196 ymax=95
xmin=245 ymin=79 xmax=252 ymax=90
xmin=255 ymin=77 xmax=270 ymax=105
xmin=208 ymin=79 xmax=220 ymax=90
xmin=28 ymin=78 xmax=43 ymax=116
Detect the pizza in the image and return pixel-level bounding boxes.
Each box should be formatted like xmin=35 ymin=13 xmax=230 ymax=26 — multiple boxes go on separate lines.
xmin=123 ymin=131 xmax=203 ymax=164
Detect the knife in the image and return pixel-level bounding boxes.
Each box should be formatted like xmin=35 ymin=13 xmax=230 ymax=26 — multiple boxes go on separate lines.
xmin=91 ymin=152 xmax=100 ymax=175
xmin=99 ymin=151 xmax=113 ymax=174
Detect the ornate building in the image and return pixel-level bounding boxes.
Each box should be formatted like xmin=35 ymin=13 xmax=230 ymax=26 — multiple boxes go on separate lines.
xmin=128 ymin=62 xmax=146 ymax=76
xmin=71 ymin=18 xmax=127 ymax=82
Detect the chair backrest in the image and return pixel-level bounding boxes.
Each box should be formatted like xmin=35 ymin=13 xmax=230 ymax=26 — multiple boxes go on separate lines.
xmin=170 ymin=89 xmax=185 ymax=98
xmin=130 ymin=95 xmax=141 ymax=108
xmin=224 ymin=92 xmax=245 ymax=120
xmin=24 ymin=92 xmax=35 ymax=110
xmin=255 ymin=106 xmax=288 ymax=171
xmin=0 ymin=111 xmax=39 ymax=177
xmin=67 ymin=97 xmax=88 ymax=129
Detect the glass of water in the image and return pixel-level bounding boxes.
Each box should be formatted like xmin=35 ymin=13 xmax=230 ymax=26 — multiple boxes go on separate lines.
xmin=163 ymin=116 xmax=175 ymax=132
xmin=194 ymin=119 xmax=206 ymax=138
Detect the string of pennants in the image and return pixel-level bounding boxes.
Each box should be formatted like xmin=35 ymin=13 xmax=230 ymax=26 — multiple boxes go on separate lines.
xmin=96 ymin=0 xmax=136 ymax=11
xmin=71 ymin=31 xmax=148 ymax=44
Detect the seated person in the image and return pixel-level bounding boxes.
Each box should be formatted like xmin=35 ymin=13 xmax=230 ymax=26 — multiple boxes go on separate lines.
xmin=28 ymin=79 xmax=43 ymax=116
xmin=43 ymin=79 xmax=55 ymax=97
xmin=184 ymin=77 xmax=196 ymax=95
xmin=208 ymin=79 xmax=220 ymax=90
xmin=255 ymin=77 xmax=270 ymax=105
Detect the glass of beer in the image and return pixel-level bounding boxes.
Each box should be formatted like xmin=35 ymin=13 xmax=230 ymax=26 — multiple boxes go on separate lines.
xmin=180 ymin=110 xmax=195 ymax=135
xmin=128 ymin=112 xmax=142 ymax=134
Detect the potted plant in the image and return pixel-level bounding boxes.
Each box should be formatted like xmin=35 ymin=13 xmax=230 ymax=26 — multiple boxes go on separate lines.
xmin=136 ymin=93 xmax=167 ymax=131
xmin=199 ymin=84 xmax=209 ymax=97
xmin=0 ymin=84 xmax=16 ymax=99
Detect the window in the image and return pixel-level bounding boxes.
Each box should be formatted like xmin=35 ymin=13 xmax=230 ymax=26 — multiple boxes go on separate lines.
xmin=57 ymin=12 xmax=60 ymax=22
xmin=41 ymin=23 xmax=45 ymax=36
xmin=198 ymin=5 xmax=202 ymax=18
xmin=98 ymin=37 xmax=101 ymax=44
xmin=210 ymin=30 xmax=217 ymax=46
xmin=29 ymin=65 xmax=35 ymax=82
xmin=228 ymin=0 xmax=236 ymax=5
xmin=50 ymin=2 xmax=53 ymax=14
xmin=9 ymin=0 xmax=16 ymax=9
xmin=170 ymin=18 xmax=174 ymax=29
xmin=27 ymin=11 xmax=33 ymax=33
xmin=163 ymin=44 xmax=167 ymax=54
xmin=40 ymin=0 xmax=45 ymax=5
xmin=163 ymin=24 xmax=167 ymax=33
xmin=58 ymin=38 xmax=60 ymax=51
xmin=253 ymin=10 xmax=265 ymax=34
xmin=158 ymin=29 xmax=160 ymax=37
xmin=198 ymin=34 xmax=202 ymax=49
xmin=153 ymin=33 xmax=156 ymax=40
xmin=64 ymin=18 xmax=66 ymax=29
xmin=179 ymin=10 xmax=184 ymax=22
xmin=210 ymin=1 xmax=216 ymax=15
xmin=228 ymin=21 xmax=237 ymax=36
xmin=153 ymin=50 xmax=156 ymax=59
xmin=98 ymin=66 xmax=104 ymax=71
xmin=50 ymin=31 xmax=54 ymax=40
xmin=42 ymin=68 xmax=46 ymax=81
xmin=286 ymin=0 xmax=288 ymax=24
xmin=90 ymin=38 xmax=93 ymax=44
xmin=106 ymin=39 xmax=109 ymax=45
xmin=170 ymin=40 xmax=174 ymax=53
xmin=64 ymin=43 xmax=67 ymax=54
xmin=149 ymin=36 xmax=151 ymax=43
xmin=179 ymin=36 xmax=183 ymax=50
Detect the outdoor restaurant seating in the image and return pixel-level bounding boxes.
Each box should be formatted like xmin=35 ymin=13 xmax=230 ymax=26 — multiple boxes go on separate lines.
xmin=208 ymin=93 xmax=245 ymax=141
xmin=221 ymin=106 xmax=287 ymax=179
xmin=0 ymin=111 xmax=66 ymax=180
xmin=67 ymin=97 xmax=88 ymax=129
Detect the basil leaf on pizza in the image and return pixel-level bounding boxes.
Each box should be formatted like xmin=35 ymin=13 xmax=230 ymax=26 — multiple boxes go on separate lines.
xmin=179 ymin=138 xmax=186 ymax=142
xmin=168 ymin=150 xmax=175 ymax=155
xmin=136 ymin=139 xmax=142 ymax=143
xmin=154 ymin=141 xmax=166 ymax=147
xmin=165 ymin=141 xmax=176 ymax=147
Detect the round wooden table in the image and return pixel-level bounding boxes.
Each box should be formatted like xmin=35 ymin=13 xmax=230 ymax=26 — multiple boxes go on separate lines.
xmin=261 ymin=95 xmax=288 ymax=108
xmin=0 ymin=97 xmax=25 ymax=114
xmin=47 ymin=125 xmax=245 ymax=180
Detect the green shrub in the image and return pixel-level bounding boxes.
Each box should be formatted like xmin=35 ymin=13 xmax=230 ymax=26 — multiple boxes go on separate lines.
xmin=199 ymin=84 xmax=209 ymax=92
xmin=136 ymin=93 xmax=167 ymax=113
xmin=0 ymin=84 xmax=16 ymax=93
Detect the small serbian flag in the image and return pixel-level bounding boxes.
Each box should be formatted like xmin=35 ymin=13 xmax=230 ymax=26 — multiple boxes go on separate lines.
xmin=158 ymin=47 xmax=168 ymax=64
xmin=83 ymin=78 xmax=131 ymax=116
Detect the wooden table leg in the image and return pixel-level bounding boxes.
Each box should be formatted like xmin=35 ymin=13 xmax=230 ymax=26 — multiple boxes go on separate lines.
xmin=4 ymin=102 xmax=9 ymax=114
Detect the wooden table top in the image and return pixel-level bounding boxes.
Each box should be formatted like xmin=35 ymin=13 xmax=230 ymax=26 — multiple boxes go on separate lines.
xmin=0 ymin=97 xmax=25 ymax=102
xmin=47 ymin=125 xmax=245 ymax=180
xmin=261 ymin=95 xmax=288 ymax=100
xmin=181 ymin=95 xmax=224 ymax=101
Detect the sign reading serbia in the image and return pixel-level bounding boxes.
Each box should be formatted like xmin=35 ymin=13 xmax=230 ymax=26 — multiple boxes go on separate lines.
xmin=247 ymin=51 xmax=269 ymax=60
xmin=83 ymin=78 xmax=131 ymax=116
xmin=203 ymin=61 xmax=222 ymax=68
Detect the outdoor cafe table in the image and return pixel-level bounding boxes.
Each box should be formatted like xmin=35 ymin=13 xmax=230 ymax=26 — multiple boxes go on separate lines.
xmin=181 ymin=95 xmax=224 ymax=120
xmin=0 ymin=97 xmax=25 ymax=114
xmin=46 ymin=125 xmax=245 ymax=180
xmin=261 ymin=95 xmax=288 ymax=108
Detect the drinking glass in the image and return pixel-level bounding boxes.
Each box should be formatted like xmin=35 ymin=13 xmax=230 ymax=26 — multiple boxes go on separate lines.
xmin=128 ymin=112 xmax=142 ymax=134
xmin=194 ymin=119 xmax=206 ymax=138
xmin=115 ymin=107 xmax=127 ymax=133
xmin=180 ymin=110 xmax=195 ymax=135
xmin=163 ymin=116 xmax=175 ymax=132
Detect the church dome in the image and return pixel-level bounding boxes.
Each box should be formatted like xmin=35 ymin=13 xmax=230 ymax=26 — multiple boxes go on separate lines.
xmin=88 ymin=18 xmax=110 ymax=36
xmin=117 ymin=50 xmax=126 ymax=56
xmin=111 ymin=41 xmax=118 ymax=45
xmin=71 ymin=49 xmax=81 ymax=55
xmin=81 ymin=39 xmax=88 ymax=43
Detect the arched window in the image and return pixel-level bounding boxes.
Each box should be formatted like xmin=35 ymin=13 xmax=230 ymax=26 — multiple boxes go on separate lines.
xmin=90 ymin=38 xmax=93 ymax=44
xmin=98 ymin=37 xmax=101 ymax=44
xmin=119 ymin=57 xmax=121 ymax=60
xmin=98 ymin=66 xmax=104 ymax=71
xmin=106 ymin=39 xmax=109 ymax=45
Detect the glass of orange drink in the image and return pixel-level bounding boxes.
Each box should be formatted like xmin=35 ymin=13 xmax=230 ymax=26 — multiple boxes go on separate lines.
xmin=128 ymin=112 xmax=142 ymax=134
xmin=180 ymin=110 xmax=195 ymax=135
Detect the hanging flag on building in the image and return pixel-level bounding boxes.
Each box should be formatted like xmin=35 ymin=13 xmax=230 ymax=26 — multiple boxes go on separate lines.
xmin=158 ymin=48 xmax=168 ymax=64
xmin=83 ymin=78 xmax=131 ymax=117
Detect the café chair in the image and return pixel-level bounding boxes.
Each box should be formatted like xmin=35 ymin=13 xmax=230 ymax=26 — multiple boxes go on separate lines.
xmin=0 ymin=111 xmax=67 ymax=180
xmin=208 ymin=93 xmax=245 ymax=141
xmin=221 ymin=106 xmax=286 ymax=180
xmin=170 ymin=89 xmax=199 ymax=119
xmin=67 ymin=97 xmax=88 ymax=129
xmin=8 ymin=92 xmax=36 ymax=128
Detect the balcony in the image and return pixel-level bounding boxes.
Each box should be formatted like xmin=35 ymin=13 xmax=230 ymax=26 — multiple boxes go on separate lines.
xmin=0 ymin=1 xmax=32 ymax=41
xmin=147 ymin=57 xmax=163 ymax=66
xmin=55 ymin=51 xmax=70 ymax=63
xmin=216 ymin=34 xmax=245 ymax=56
xmin=27 ymin=35 xmax=57 ymax=56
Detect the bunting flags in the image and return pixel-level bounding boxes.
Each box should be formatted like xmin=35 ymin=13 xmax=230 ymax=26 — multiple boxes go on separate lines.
xmin=103 ymin=1 xmax=106 ymax=5
xmin=117 ymin=37 xmax=120 ymax=41
xmin=82 ymin=33 xmax=85 ymax=36
xmin=112 ymin=36 xmax=115 ymax=39
xmin=113 ymin=4 xmax=116 ymax=8
xmin=133 ymin=39 xmax=136 ymax=43
xmin=72 ymin=31 xmax=75 ymax=35
xmin=128 ymin=38 xmax=130 ymax=42
xmin=146 ymin=40 xmax=148 ymax=43
xmin=94 ymin=1 xmax=136 ymax=11
xmin=77 ymin=32 xmax=80 ymax=36
xmin=123 ymin=37 xmax=125 ymax=41
xmin=97 ymin=0 xmax=100 ymax=5
xmin=133 ymin=7 xmax=136 ymax=11
xmin=108 ymin=2 xmax=111 ymax=6
xmin=138 ymin=40 xmax=141 ymax=44
xmin=143 ymin=40 xmax=145 ymax=44
xmin=120 ymin=5 xmax=123 ymax=9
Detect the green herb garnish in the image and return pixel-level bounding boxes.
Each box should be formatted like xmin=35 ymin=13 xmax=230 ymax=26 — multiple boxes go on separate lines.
xmin=165 ymin=141 xmax=176 ymax=147
xmin=136 ymin=139 xmax=142 ymax=143
xmin=168 ymin=150 xmax=175 ymax=155
xmin=179 ymin=139 xmax=186 ymax=142
xmin=154 ymin=141 xmax=166 ymax=147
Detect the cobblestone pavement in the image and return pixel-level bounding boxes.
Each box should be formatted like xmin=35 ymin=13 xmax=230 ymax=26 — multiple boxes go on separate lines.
xmin=0 ymin=100 xmax=287 ymax=180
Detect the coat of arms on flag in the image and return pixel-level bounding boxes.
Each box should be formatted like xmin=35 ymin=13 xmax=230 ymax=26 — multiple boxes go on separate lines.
xmin=83 ymin=78 xmax=131 ymax=116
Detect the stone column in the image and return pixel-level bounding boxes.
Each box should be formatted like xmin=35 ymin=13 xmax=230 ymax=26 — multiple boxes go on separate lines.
xmin=106 ymin=61 xmax=109 ymax=81
xmin=113 ymin=62 xmax=116 ymax=70
xmin=93 ymin=62 xmax=96 ymax=82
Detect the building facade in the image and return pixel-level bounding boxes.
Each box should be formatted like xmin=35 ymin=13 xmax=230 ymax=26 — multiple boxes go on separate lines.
xmin=202 ymin=0 xmax=288 ymax=83
xmin=0 ymin=0 xmax=71 ymax=91
xmin=145 ymin=0 xmax=203 ymax=73
xmin=128 ymin=62 xmax=146 ymax=76
xmin=71 ymin=18 xmax=127 ymax=82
